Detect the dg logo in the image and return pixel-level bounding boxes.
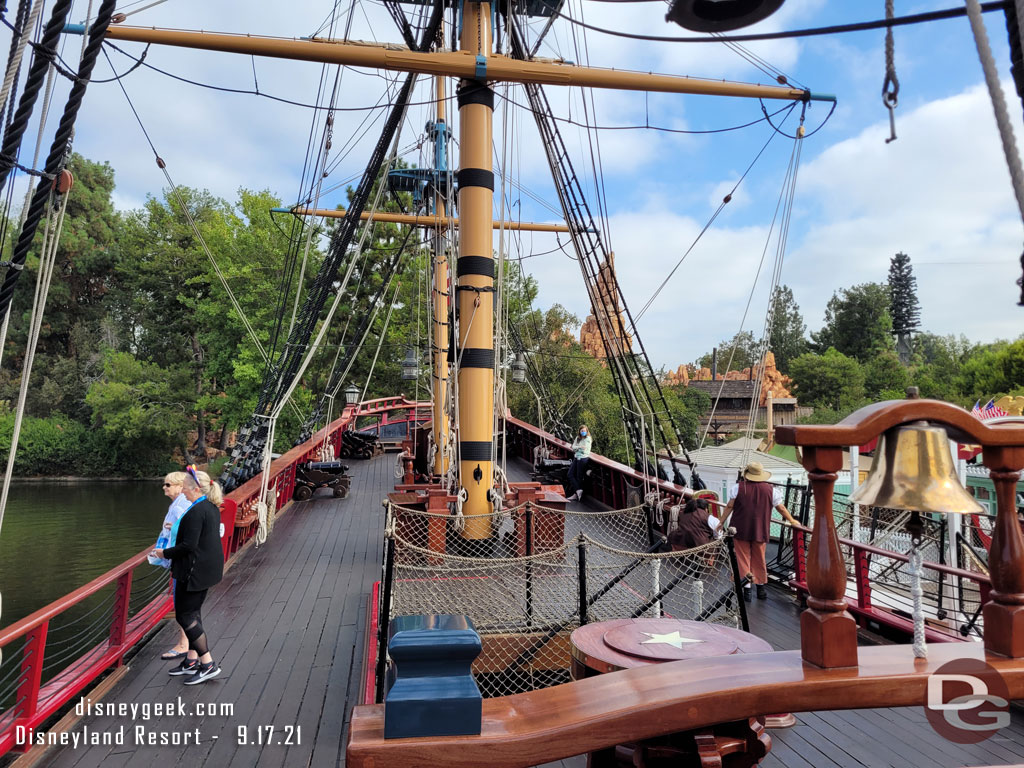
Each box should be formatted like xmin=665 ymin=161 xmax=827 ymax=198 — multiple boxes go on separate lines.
xmin=925 ymin=658 xmax=1010 ymax=744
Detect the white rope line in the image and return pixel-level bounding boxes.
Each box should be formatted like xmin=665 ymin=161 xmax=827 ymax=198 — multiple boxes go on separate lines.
xmin=0 ymin=188 xmax=69 ymax=540
xmin=0 ymin=21 xmax=30 ymax=111
xmin=965 ymin=0 xmax=1024 ymax=222
xmin=909 ymin=541 xmax=927 ymax=658
xmin=267 ymin=86 xmax=412 ymax=425
xmin=0 ymin=62 xmax=56 ymax=372
xmin=359 ymin=280 xmax=400 ymax=402
xmin=118 ymin=0 xmax=172 ymax=19
xmin=0 ymin=0 xmax=45 ymax=119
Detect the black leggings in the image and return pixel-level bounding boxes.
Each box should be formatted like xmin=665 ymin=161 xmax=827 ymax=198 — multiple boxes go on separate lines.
xmin=174 ymin=581 xmax=211 ymax=657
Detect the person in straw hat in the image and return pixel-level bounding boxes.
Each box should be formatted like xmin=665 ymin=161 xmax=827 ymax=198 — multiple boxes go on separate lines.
xmin=722 ymin=461 xmax=799 ymax=601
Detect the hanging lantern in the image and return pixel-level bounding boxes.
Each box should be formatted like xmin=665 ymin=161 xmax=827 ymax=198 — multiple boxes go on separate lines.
xmin=511 ymin=352 xmax=527 ymax=383
xmin=344 ymin=383 xmax=361 ymax=406
xmin=402 ymin=347 xmax=419 ymax=381
xmin=850 ymin=421 xmax=982 ymax=659
xmin=665 ymin=0 xmax=785 ymax=33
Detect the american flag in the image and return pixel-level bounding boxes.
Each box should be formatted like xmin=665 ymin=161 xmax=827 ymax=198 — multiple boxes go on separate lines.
xmin=973 ymin=399 xmax=1008 ymax=420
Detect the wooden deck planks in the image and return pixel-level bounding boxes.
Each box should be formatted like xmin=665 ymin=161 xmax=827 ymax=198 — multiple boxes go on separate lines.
xmin=35 ymin=453 xmax=392 ymax=768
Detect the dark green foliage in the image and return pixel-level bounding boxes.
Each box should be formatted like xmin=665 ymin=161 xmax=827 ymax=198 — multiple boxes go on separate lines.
xmin=697 ymin=330 xmax=758 ymax=373
xmin=888 ymin=252 xmax=921 ymax=336
xmin=768 ymin=285 xmax=807 ymax=373
xmin=789 ymin=347 xmax=866 ymax=410
xmin=811 ymin=282 xmax=894 ymax=362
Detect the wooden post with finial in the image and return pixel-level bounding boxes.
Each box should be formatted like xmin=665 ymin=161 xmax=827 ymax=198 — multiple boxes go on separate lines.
xmin=797 ymin=445 xmax=859 ymax=668
xmin=982 ymin=443 xmax=1024 ymax=658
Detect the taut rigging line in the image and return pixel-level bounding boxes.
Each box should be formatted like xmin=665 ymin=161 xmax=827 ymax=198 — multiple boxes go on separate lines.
xmin=221 ymin=0 xmax=445 ymax=491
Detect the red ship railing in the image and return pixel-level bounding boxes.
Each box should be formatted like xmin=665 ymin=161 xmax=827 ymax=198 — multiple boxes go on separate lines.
xmin=0 ymin=399 xmax=424 ymax=757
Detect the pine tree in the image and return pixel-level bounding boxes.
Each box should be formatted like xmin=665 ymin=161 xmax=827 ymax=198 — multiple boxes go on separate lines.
xmin=888 ymin=252 xmax=921 ymax=363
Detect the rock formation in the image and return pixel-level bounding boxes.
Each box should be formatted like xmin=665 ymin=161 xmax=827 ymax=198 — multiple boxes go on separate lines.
xmin=663 ymin=352 xmax=793 ymax=406
xmin=579 ymin=252 xmax=632 ymax=362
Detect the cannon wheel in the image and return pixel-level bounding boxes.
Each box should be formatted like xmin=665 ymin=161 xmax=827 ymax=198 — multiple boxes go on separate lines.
xmin=293 ymin=485 xmax=313 ymax=501
xmin=333 ymin=486 xmax=349 ymax=499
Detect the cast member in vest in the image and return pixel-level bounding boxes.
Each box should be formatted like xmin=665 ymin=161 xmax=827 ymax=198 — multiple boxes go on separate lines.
xmin=152 ymin=466 xmax=225 ymax=684
xmin=668 ymin=498 xmax=720 ymax=550
xmin=722 ymin=461 xmax=798 ymax=601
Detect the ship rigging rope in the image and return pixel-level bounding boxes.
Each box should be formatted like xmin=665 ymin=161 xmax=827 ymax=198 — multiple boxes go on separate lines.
xmin=634 ymin=106 xmax=794 ymax=322
xmin=360 ymin=281 xmax=401 ymax=402
xmin=0 ymin=0 xmax=44 ymax=124
xmin=742 ymin=124 xmax=804 ymax=465
xmin=0 ymin=186 xmax=70 ymax=543
xmin=963 ymin=0 xmax=1024 ymax=225
xmin=0 ymin=0 xmax=75 ymax=198
xmin=698 ymin=114 xmax=804 ymax=453
xmin=0 ymin=59 xmax=56 ymax=373
xmin=529 ymin=0 xmax=1009 ymax=45
xmin=0 ymin=0 xmax=116 ymax=339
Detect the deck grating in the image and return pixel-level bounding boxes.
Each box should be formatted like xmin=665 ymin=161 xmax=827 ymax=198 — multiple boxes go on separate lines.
xmin=29 ymin=454 xmax=1024 ymax=768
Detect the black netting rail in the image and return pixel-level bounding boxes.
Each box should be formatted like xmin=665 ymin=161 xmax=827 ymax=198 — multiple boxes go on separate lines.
xmin=380 ymin=501 xmax=742 ymax=698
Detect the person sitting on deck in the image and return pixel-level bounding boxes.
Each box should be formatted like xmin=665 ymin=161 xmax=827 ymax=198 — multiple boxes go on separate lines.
xmin=722 ymin=461 xmax=799 ymax=602
xmin=668 ymin=498 xmax=720 ymax=550
xmin=568 ymin=425 xmax=592 ymax=501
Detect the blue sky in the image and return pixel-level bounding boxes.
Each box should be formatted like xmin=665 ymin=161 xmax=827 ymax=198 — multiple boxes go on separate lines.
xmin=3 ymin=0 xmax=1022 ymax=370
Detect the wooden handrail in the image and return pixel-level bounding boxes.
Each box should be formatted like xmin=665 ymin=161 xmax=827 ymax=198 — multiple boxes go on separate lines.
xmin=776 ymin=399 xmax=1024 ymax=448
xmin=347 ymin=643 xmax=1024 ymax=768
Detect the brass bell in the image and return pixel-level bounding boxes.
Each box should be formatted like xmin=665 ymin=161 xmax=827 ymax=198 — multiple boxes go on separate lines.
xmin=849 ymin=422 xmax=983 ymax=515
xmin=666 ymin=0 xmax=786 ymax=33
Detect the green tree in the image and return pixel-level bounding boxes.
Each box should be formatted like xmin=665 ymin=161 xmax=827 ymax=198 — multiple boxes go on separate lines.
xmin=697 ymin=330 xmax=758 ymax=373
xmin=864 ymin=350 xmax=909 ymax=399
xmin=2 ymin=154 xmax=121 ymax=420
xmin=85 ymin=351 xmax=193 ymax=474
xmin=888 ymin=252 xmax=921 ymax=363
xmin=811 ymin=282 xmax=894 ymax=362
xmin=789 ymin=347 xmax=866 ymax=410
xmin=768 ymin=284 xmax=807 ymax=373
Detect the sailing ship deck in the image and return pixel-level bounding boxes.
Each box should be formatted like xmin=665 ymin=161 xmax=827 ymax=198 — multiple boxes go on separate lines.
xmin=30 ymin=454 xmax=1024 ymax=768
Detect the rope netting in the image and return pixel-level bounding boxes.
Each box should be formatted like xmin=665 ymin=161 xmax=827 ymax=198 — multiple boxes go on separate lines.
xmin=384 ymin=501 xmax=741 ymax=697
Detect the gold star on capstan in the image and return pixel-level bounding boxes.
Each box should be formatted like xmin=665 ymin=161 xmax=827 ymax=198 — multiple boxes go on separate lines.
xmin=639 ymin=630 xmax=704 ymax=649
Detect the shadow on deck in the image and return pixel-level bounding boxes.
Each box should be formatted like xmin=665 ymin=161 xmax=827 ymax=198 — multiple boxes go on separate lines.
xmin=29 ymin=454 xmax=1024 ymax=768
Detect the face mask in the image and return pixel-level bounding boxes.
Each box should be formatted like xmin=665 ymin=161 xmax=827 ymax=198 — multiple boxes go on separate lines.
xmin=580 ymin=430 xmax=587 ymax=437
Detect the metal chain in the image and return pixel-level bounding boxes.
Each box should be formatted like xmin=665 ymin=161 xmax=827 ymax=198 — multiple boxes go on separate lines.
xmin=883 ymin=0 xmax=899 ymax=143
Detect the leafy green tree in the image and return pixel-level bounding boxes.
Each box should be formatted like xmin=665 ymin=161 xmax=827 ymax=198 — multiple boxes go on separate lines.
xmin=768 ymin=284 xmax=807 ymax=373
xmin=2 ymin=154 xmax=121 ymax=420
xmin=864 ymin=350 xmax=909 ymax=399
xmin=85 ymin=351 xmax=193 ymax=474
xmin=697 ymin=330 xmax=758 ymax=373
xmin=811 ymin=283 xmax=893 ymax=362
xmin=789 ymin=347 xmax=866 ymax=410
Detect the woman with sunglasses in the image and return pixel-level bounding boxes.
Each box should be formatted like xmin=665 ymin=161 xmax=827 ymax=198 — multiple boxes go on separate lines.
xmin=152 ymin=466 xmax=225 ymax=685
xmin=157 ymin=471 xmax=191 ymax=660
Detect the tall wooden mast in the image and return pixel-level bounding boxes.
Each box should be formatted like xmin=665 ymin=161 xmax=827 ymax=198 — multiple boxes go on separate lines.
xmin=455 ymin=0 xmax=496 ymax=536
xmin=432 ymin=74 xmax=451 ymax=477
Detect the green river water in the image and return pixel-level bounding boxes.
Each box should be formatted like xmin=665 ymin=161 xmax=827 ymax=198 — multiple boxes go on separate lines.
xmin=0 ymin=481 xmax=171 ymax=633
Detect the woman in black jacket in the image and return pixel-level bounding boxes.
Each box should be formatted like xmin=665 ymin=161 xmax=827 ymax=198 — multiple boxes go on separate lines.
xmin=152 ymin=466 xmax=225 ymax=685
